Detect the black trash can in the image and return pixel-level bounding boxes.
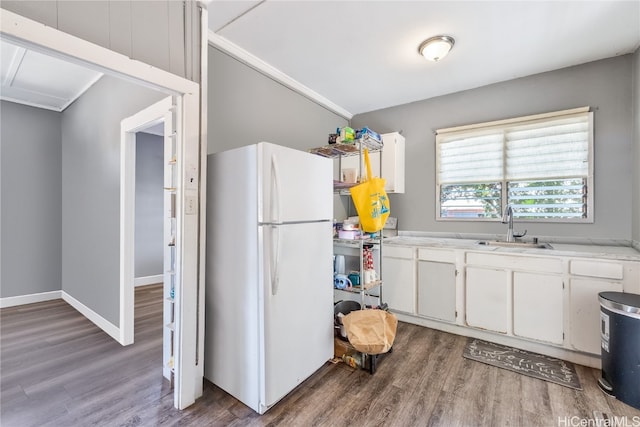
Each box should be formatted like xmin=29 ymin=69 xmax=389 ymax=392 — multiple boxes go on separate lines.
xmin=598 ymin=291 xmax=640 ymax=410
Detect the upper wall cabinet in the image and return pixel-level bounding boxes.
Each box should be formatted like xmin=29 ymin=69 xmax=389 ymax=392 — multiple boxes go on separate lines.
xmin=340 ymin=132 xmax=405 ymax=193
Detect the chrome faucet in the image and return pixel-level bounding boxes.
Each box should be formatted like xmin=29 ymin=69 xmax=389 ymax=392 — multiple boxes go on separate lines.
xmin=502 ymin=204 xmax=527 ymax=242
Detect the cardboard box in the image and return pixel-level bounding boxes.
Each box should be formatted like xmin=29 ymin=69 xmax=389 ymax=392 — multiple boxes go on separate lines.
xmin=334 ymin=337 xmax=357 ymax=359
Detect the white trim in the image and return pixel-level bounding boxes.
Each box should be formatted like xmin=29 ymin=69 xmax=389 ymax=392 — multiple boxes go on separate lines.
xmin=0 ymin=290 xmax=62 ymax=308
xmin=134 ymin=275 xmax=164 ymax=287
xmin=120 ymin=128 xmax=136 ymax=347
xmin=1 ymin=290 xmax=121 ymax=344
xmin=62 ymin=291 xmax=120 ymax=342
xmin=3 ymin=44 xmax=26 ymax=86
xmin=1 ymin=11 xmax=197 ymax=96
xmin=394 ymin=312 xmax=601 ymax=369
xmin=121 ymin=96 xmax=174 ymax=347
xmin=208 ymin=31 xmax=353 ymax=120
xmin=196 ymin=3 xmax=209 ymax=398
xmin=0 ymin=94 xmax=65 ymax=112
xmin=436 ymin=106 xmax=590 ymax=135
xmin=176 ymin=85 xmax=202 ymax=410
xmin=59 ymin=72 xmax=104 ymax=111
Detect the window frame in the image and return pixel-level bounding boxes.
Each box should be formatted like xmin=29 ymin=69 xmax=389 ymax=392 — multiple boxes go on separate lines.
xmin=435 ymin=107 xmax=594 ymax=223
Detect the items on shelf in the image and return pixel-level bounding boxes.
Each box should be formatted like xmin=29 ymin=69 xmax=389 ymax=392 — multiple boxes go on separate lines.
xmin=333 ymin=216 xmax=378 ymax=240
xmin=362 ymin=244 xmax=378 ymax=286
xmin=334 ymin=274 xmax=352 ymax=290
xmin=342 ymin=167 xmax=357 ymax=184
xmin=333 ymin=234 xmax=381 ymax=293
xmin=363 ymin=245 xmax=374 ymax=269
xmin=310 ymin=126 xmax=383 ymax=159
xmin=342 ymin=353 xmax=363 ymax=368
xmin=356 ymin=127 xmax=382 ymax=144
xmin=339 ymin=126 xmax=355 ymax=143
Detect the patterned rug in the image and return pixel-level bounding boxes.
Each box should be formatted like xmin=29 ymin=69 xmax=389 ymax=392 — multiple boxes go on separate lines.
xmin=463 ymin=338 xmax=582 ymax=390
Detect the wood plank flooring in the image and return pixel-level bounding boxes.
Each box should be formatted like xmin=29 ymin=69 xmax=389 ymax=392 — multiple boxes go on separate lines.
xmin=2 ymin=285 xmax=639 ymax=426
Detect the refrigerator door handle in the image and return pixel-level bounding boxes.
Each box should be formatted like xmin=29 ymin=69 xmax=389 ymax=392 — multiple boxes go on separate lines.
xmin=270 ymin=225 xmax=281 ymax=296
xmin=271 ymin=154 xmax=282 ymax=224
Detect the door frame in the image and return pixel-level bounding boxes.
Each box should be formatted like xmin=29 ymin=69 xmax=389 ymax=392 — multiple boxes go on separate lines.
xmin=0 ymin=10 xmax=206 ymax=409
xmin=120 ymin=96 xmax=173 ymax=347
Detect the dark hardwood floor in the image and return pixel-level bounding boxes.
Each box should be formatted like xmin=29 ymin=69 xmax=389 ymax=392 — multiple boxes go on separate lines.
xmin=2 ymin=285 xmax=639 ymax=426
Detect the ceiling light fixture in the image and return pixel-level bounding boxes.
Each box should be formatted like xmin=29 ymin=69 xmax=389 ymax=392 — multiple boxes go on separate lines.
xmin=418 ymin=35 xmax=455 ymax=62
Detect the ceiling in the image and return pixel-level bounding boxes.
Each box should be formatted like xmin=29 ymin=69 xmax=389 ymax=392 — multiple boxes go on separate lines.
xmin=2 ymin=2 xmax=637 ymax=117
xmin=208 ymin=1 xmax=640 ymax=118
xmin=0 ymin=38 xmax=102 ymax=112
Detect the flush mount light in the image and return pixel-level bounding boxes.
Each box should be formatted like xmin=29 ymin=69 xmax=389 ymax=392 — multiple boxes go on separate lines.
xmin=418 ymin=35 xmax=455 ymax=62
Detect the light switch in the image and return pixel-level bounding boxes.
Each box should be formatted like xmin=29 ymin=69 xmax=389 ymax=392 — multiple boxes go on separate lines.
xmin=185 ymin=195 xmax=197 ymax=215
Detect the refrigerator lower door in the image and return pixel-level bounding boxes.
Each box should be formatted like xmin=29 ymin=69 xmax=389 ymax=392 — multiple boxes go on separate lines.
xmin=260 ymin=221 xmax=333 ymax=412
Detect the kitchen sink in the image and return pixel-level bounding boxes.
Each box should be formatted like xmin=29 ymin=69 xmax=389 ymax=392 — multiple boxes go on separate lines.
xmin=476 ymin=240 xmax=553 ymax=249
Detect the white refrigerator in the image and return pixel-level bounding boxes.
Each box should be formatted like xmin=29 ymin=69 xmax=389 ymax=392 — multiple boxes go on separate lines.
xmin=205 ymin=142 xmax=334 ymax=414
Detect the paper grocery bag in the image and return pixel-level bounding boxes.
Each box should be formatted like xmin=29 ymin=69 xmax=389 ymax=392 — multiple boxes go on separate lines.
xmin=343 ymin=309 xmax=397 ymax=355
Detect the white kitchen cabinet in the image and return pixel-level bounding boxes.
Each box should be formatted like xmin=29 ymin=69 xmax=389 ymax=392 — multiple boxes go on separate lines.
xmin=513 ymin=272 xmax=564 ymax=344
xmin=417 ymin=260 xmax=456 ymax=322
xmin=382 ymin=245 xmax=415 ymax=314
xmin=568 ymin=258 xmax=627 ymax=354
xmin=379 ymin=132 xmax=405 ymax=193
xmin=370 ymin=239 xmax=638 ymax=367
xmin=569 ymin=278 xmax=624 ymax=354
xmin=340 ymin=132 xmax=405 ymax=193
xmin=465 ymin=266 xmax=509 ymax=333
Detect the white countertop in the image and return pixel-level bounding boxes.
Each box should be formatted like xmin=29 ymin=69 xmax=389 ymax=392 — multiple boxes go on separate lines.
xmin=384 ymin=233 xmax=640 ymax=261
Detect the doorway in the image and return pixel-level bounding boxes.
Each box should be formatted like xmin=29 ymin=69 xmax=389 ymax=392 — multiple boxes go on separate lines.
xmin=1 ymin=10 xmax=205 ymax=409
xmin=121 ymin=97 xmax=176 ymax=382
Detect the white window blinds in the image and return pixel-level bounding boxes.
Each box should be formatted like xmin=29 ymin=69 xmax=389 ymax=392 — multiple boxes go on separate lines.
xmin=438 ymin=132 xmax=503 ymax=184
xmin=438 ymin=109 xmax=591 ymax=185
xmin=505 ymin=115 xmax=590 ymax=181
xmin=436 ymin=107 xmax=593 ymax=222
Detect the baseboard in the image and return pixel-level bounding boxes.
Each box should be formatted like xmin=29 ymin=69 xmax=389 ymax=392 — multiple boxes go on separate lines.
xmin=62 ymin=291 xmax=121 ymax=343
xmin=0 ymin=290 xmax=62 ymax=308
xmin=134 ymin=274 xmax=163 ymax=287
xmin=394 ymin=312 xmax=601 ymax=369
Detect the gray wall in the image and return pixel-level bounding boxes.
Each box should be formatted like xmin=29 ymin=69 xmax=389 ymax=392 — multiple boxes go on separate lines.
xmin=62 ymin=76 xmax=164 ymax=326
xmin=207 ymin=46 xmax=348 ymax=155
xmin=1 ymin=101 xmax=62 ymax=298
xmin=633 ymin=48 xmax=640 ymax=245
xmin=352 ymin=55 xmax=635 ymax=241
xmin=1 ymin=1 xmax=201 ymax=82
xmin=135 ymin=132 xmax=164 ymax=278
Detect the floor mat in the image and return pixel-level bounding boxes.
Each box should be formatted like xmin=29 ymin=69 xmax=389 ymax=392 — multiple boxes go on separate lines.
xmin=463 ymin=338 xmax=582 ymax=390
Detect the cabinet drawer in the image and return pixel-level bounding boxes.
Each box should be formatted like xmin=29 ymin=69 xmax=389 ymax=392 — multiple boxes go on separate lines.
xmin=418 ymin=248 xmax=456 ymax=263
xmin=466 ymin=252 xmax=562 ymax=273
xmin=384 ymin=245 xmax=415 ymax=259
xmin=570 ymin=260 xmax=623 ymax=280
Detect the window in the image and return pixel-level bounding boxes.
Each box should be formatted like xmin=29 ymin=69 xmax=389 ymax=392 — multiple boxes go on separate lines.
xmin=436 ymin=107 xmax=593 ymax=222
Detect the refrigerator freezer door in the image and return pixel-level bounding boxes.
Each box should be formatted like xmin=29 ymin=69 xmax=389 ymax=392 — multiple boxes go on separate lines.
xmin=261 ymin=221 xmax=333 ymax=411
xmin=258 ymin=142 xmax=332 ymax=224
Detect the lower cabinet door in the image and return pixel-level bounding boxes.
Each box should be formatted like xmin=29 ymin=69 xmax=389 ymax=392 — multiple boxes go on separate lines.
xmin=569 ymin=278 xmax=623 ymax=354
xmin=417 ymin=260 xmax=456 ymax=322
xmin=513 ymin=272 xmax=564 ymax=344
xmin=465 ymin=267 xmax=508 ymax=333
xmin=382 ymin=256 xmax=415 ymax=314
